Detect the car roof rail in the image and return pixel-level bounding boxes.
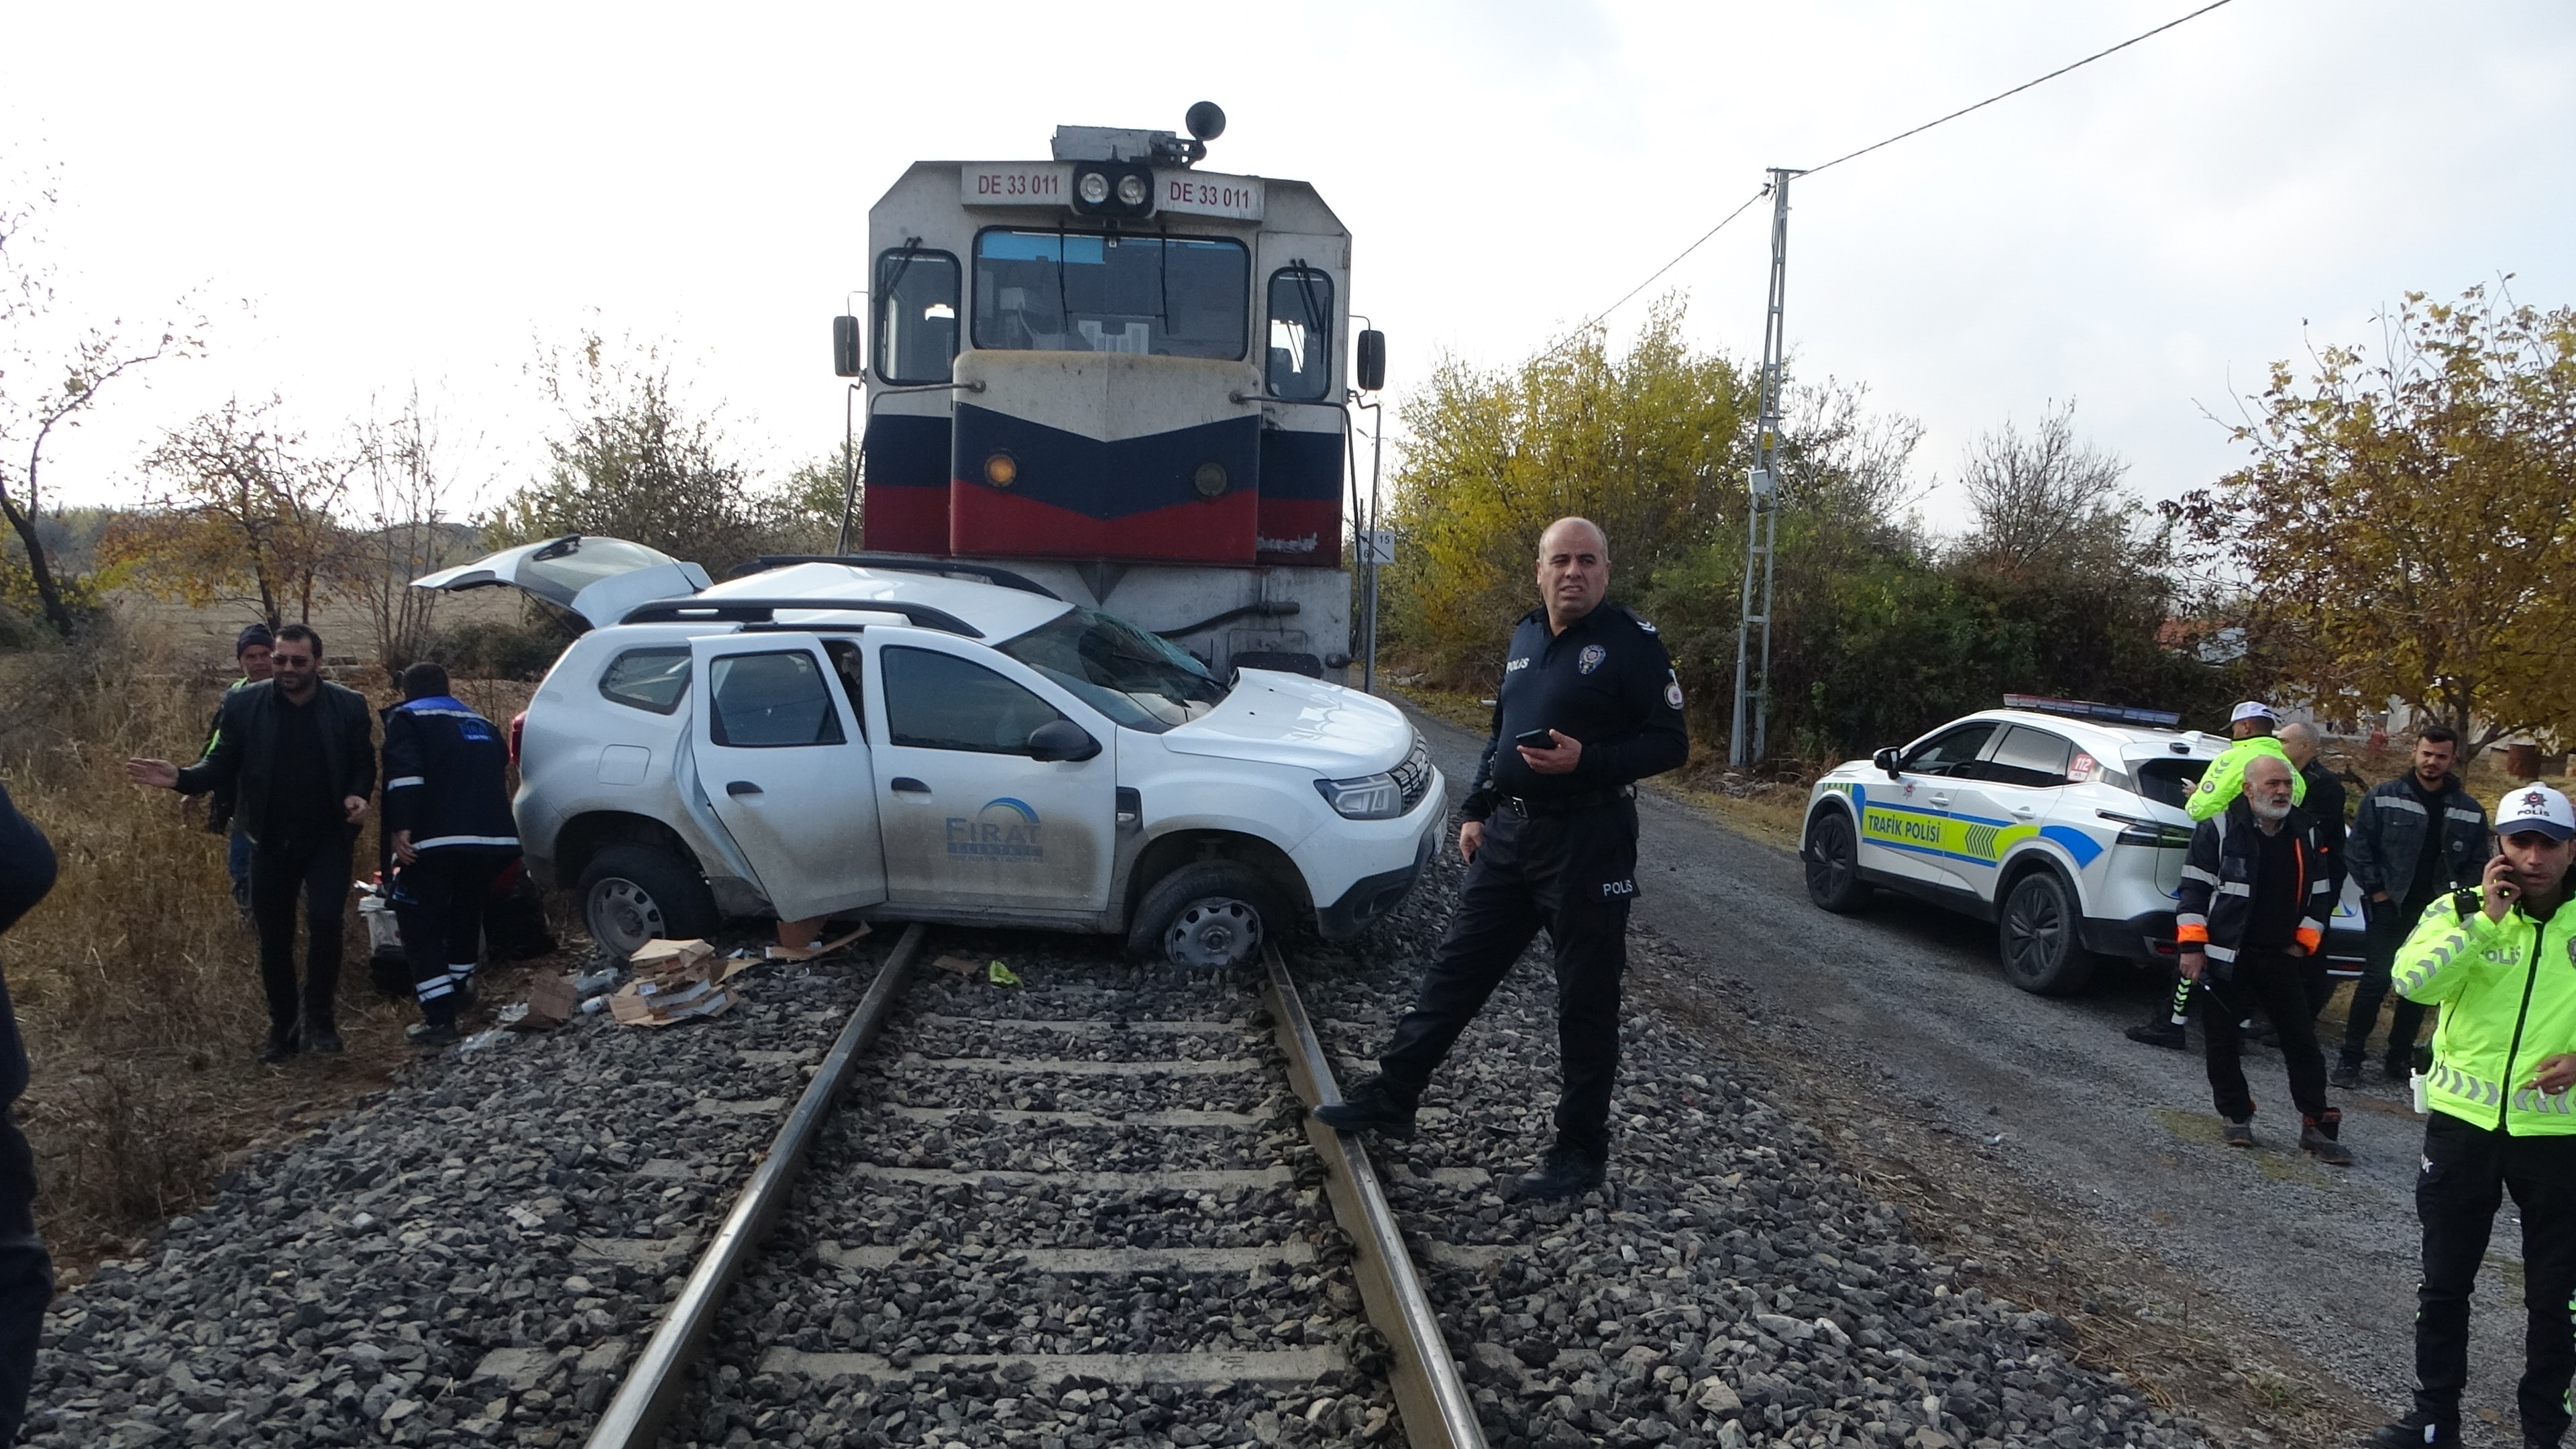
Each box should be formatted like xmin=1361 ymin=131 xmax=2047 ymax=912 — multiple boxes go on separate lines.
xmin=729 ymin=553 xmax=1063 ymax=600
xmin=2001 ymin=693 xmax=2183 ymax=729
xmin=621 ymin=598 xmax=984 ymax=639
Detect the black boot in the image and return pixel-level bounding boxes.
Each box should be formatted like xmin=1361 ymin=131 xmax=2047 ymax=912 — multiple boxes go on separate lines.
xmin=1312 ymin=1075 xmax=1418 ymax=1139
xmin=2330 ymin=1057 xmax=2362 ymax=1089
xmin=258 ymin=1024 xmax=299 ymax=1064
xmin=2124 ymin=1019 xmax=2187 ymax=1050
xmin=2372 ymin=1409 xmax=2457 ymax=1446
xmin=1513 ymin=1144 xmax=1606 ymax=1201
xmin=302 ymin=1021 xmax=343 ymax=1054
xmin=405 ymin=1022 xmax=460 ymax=1048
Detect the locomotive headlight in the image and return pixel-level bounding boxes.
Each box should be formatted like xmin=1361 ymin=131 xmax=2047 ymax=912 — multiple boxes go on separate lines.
xmin=984 ymin=453 xmax=1019 ymax=488
xmin=1077 ymin=170 xmax=1112 ymax=205
xmin=1191 ymin=461 xmax=1228 ymax=498
xmin=1116 ymin=173 xmax=1149 ymax=207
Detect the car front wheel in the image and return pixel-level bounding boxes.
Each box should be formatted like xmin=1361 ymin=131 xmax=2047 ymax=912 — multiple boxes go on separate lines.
xmin=579 ymin=843 xmax=718 ymax=960
xmin=1998 ymin=867 xmax=2093 ymax=995
xmin=1803 ymin=810 xmax=1870 ymax=914
xmin=1128 ymin=861 xmax=1288 ymax=969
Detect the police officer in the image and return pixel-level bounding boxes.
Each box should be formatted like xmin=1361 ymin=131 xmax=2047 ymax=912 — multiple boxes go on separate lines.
xmin=1317 ymin=517 xmax=1688 ymax=1199
xmin=2371 ymin=784 xmax=2576 ymax=1449
xmin=380 ymin=663 xmax=520 ymax=1047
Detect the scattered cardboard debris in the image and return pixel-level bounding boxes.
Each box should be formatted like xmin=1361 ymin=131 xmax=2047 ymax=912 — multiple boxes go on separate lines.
xmin=766 ymin=924 xmax=871 ymax=962
xmin=508 ymin=972 xmax=579 ymax=1032
xmin=611 ymin=938 xmax=756 ymax=1028
xmin=935 ymin=953 xmax=981 ymax=979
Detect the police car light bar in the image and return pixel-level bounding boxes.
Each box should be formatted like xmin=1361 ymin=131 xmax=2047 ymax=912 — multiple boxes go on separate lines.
xmin=2001 ymin=694 xmax=2184 ymax=729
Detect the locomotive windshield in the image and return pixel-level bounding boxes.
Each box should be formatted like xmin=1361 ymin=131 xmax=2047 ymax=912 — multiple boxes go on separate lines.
xmin=971 ymin=229 xmax=1248 ymax=360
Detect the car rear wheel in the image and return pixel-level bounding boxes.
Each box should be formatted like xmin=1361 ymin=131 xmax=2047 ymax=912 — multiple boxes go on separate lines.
xmin=1129 ymin=861 xmax=1288 ymax=969
xmin=1999 ymin=867 xmax=2093 ymax=995
xmin=1803 ymin=810 xmax=1870 ymax=914
xmin=579 ymin=843 xmax=717 ymax=960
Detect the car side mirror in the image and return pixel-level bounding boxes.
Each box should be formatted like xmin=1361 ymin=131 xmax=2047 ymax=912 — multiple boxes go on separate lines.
xmin=1873 ymin=747 xmax=1901 ymax=779
xmin=1026 ymin=720 xmax=1100 ymax=763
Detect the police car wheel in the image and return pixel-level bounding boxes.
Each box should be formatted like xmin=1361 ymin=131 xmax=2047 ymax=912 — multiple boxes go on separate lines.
xmin=1803 ymin=810 xmax=1870 ymax=914
xmin=1131 ymin=861 xmax=1285 ymax=969
xmin=1998 ymin=868 xmax=2094 ymax=996
xmin=579 ymin=843 xmax=717 ymax=961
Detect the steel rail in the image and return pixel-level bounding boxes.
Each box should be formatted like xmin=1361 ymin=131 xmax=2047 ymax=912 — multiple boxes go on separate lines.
xmin=1260 ymin=944 xmax=1488 ymax=1449
xmin=584 ymin=922 xmax=929 ymax=1449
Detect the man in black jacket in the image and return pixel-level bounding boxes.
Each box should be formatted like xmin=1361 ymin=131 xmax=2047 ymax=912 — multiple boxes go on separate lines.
xmin=1317 ymin=518 xmax=1691 ymax=1199
xmin=2176 ymin=755 xmax=2349 ymax=1163
xmin=2279 ymin=722 xmax=2349 ymax=1016
xmin=195 ymin=623 xmax=273 ymax=916
xmin=2336 ymin=724 xmax=2491 ymax=1087
xmin=382 ymin=663 xmax=519 ymax=1047
xmin=0 ymin=783 xmax=58 ymax=1442
xmin=127 ymin=623 xmax=375 ymax=1061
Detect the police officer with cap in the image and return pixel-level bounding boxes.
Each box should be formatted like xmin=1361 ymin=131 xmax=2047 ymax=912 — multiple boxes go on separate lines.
xmin=2373 ymin=783 xmax=2576 ymax=1449
xmin=1318 ymin=517 xmax=1688 ymax=1199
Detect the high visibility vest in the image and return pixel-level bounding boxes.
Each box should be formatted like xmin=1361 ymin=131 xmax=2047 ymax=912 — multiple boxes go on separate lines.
xmin=2185 ymin=736 xmax=2306 ymax=822
xmin=2398 ymin=891 xmax=2576 ymax=1136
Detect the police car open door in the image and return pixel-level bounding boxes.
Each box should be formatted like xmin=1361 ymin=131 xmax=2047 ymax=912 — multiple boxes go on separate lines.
xmin=687 ymin=634 xmax=888 ymax=922
xmin=858 ymin=631 xmax=1116 ymax=917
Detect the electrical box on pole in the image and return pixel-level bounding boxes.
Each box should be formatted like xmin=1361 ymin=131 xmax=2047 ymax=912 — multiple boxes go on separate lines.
xmin=1730 ymin=168 xmax=1800 ymax=768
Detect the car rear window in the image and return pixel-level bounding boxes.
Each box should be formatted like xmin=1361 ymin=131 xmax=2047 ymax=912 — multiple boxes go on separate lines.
xmin=599 ymin=647 xmax=690 ymax=714
xmin=2133 ymin=757 xmax=2210 ymax=810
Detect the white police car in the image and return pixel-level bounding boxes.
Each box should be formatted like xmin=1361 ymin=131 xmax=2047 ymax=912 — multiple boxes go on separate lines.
xmin=1799 ymin=697 xmax=2361 ymax=994
xmin=413 ymin=537 xmax=1445 ymax=967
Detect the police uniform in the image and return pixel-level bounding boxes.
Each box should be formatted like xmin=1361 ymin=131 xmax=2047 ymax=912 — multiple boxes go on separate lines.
xmin=1368 ymin=599 xmax=1688 ymax=1167
xmin=382 ymin=694 xmax=520 ymax=1032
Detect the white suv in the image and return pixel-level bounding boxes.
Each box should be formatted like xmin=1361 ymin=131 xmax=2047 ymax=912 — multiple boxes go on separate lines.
xmin=1801 ymin=698 xmax=2360 ymax=994
xmin=415 ymin=537 xmax=1445 ymax=967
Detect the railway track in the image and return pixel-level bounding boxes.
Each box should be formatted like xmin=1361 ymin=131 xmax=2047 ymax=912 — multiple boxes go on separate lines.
xmin=581 ymin=923 xmax=1485 ymax=1448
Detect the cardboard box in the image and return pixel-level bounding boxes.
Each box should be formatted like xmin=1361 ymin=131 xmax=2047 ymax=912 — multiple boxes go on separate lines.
xmin=510 ymin=972 xmax=580 ymax=1032
xmin=628 ymin=938 xmax=716 ymax=975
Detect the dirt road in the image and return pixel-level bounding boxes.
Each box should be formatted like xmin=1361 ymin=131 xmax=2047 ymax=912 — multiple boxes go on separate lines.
xmin=1405 ymin=706 xmax=2529 ymax=1448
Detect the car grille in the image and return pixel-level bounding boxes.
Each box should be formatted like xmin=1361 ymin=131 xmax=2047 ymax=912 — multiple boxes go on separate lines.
xmin=1393 ymin=734 xmax=1434 ymax=813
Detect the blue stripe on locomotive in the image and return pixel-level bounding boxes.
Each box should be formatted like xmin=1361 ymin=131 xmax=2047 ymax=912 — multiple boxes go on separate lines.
xmin=861 ymin=413 xmax=949 ymax=490
xmin=1257 ymin=427 xmax=1341 ymax=502
xmin=953 ymin=406 xmax=1260 ymax=521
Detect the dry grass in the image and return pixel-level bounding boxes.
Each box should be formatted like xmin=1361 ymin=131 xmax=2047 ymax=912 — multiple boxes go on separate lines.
xmin=0 ymin=612 xmax=551 ymax=1277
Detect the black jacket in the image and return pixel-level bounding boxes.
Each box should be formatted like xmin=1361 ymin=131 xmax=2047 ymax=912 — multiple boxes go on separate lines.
xmin=2345 ymin=772 xmax=2488 ymax=910
xmin=2299 ymin=759 xmax=2349 ymax=903
xmin=1464 ymin=601 xmax=1691 ymax=821
xmin=176 ymin=679 xmax=376 ymax=849
xmin=0 ymin=782 xmax=58 ymax=1108
xmin=2175 ymin=796 xmax=2333 ymax=974
xmin=381 ymin=696 xmax=519 ymax=854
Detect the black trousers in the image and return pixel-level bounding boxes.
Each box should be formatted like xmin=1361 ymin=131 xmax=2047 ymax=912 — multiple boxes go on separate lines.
xmin=1377 ymin=800 xmax=1638 ymax=1158
xmin=2412 ymin=1112 xmax=2576 ymax=1440
xmin=248 ymin=833 xmax=352 ymax=1034
xmin=392 ymin=851 xmax=507 ymax=1028
xmin=2202 ymin=947 xmax=2330 ymax=1122
xmin=2345 ymin=900 xmax=2432 ymax=1071
xmin=0 ymin=979 xmax=48 ymax=1444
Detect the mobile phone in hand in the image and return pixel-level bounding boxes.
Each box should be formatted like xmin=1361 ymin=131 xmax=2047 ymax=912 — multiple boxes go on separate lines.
xmin=1514 ymin=728 xmax=1557 ymax=751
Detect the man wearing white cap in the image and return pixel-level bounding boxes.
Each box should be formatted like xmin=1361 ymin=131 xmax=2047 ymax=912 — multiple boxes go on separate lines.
xmin=2372 ymin=784 xmax=2576 ymax=1449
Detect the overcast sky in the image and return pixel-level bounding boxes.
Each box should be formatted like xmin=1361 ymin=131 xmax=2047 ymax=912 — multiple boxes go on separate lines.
xmin=5 ymin=1 xmax=2570 ymax=530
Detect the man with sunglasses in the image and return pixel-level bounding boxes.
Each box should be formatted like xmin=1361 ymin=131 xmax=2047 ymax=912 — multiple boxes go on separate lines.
xmin=2373 ymin=784 xmax=2576 ymax=1449
xmin=127 ymin=623 xmax=375 ymax=1062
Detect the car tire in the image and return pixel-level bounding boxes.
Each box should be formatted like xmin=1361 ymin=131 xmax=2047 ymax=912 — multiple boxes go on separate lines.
xmin=579 ymin=843 xmax=718 ymax=960
xmin=1129 ymin=861 xmax=1288 ymax=969
xmin=1803 ymin=810 xmax=1870 ymax=914
xmin=1998 ymin=867 xmax=2093 ymax=996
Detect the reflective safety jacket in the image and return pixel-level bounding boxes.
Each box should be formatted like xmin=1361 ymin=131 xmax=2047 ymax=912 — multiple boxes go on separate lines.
xmin=2174 ymin=797 xmax=2331 ymax=969
xmin=2397 ymin=890 xmax=2576 ymax=1136
xmin=2184 ymin=735 xmax=2305 ymax=822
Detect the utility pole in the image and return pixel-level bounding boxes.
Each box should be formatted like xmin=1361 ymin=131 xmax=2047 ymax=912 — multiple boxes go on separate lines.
xmin=1730 ymin=167 xmax=1801 ymax=767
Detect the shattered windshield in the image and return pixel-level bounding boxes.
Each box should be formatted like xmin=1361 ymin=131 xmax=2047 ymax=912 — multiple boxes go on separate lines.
xmin=998 ymin=606 xmax=1229 ymax=733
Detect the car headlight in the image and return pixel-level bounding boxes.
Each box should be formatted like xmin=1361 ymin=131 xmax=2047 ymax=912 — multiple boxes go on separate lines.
xmin=1315 ymin=772 xmax=1403 ymax=820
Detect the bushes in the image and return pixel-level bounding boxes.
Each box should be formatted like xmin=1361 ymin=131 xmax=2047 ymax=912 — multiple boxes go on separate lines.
xmin=427 ymin=610 xmax=580 ymax=682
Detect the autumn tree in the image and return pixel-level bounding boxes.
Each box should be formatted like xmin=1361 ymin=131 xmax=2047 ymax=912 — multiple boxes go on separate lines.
xmin=0 ymin=168 xmax=195 ymax=637
xmin=1956 ymin=400 xmax=2155 ymax=580
xmin=342 ymin=389 xmax=473 ymax=672
xmin=2173 ymin=285 xmax=2576 ymax=757
xmin=107 ymin=396 xmax=354 ymax=629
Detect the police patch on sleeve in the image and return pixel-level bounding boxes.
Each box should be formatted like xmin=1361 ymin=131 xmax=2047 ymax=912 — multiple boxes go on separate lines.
xmin=1578 ymin=644 xmax=1606 ymax=675
xmin=1664 ymin=669 xmax=1684 ymax=710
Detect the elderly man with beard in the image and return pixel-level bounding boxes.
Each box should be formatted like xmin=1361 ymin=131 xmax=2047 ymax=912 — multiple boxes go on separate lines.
xmin=2176 ymin=753 xmax=2349 ymax=1163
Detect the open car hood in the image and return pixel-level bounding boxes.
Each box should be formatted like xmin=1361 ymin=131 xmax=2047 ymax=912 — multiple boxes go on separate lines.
xmin=1161 ymin=670 xmax=1415 ymax=775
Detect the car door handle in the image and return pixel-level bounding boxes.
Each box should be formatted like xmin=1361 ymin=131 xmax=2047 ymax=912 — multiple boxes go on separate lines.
xmin=890 ymin=777 xmax=930 ymax=795
xmin=1928 ymin=794 xmax=1952 ymax=808
xmin=726 ymin=780 xmax=762 ymax=798
xmin=2010 ymin=806 xmax=2038 ymax=818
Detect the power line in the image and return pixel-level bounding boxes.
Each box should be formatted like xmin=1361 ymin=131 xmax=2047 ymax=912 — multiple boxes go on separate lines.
xmin=1805 ymin=0 xmax=2237 ymax=178
xmin=1552 ymin=0 xmax=2237 ymax=341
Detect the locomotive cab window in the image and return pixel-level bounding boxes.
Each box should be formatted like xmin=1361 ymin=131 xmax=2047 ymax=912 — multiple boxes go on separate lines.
xmin=875 ymin=248 xmax=959 ymax=385
xmin=1265 ymin=266 xmax=1334 ymax=400
xmin=972 ymin=229 xmax=1248 ymax=360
